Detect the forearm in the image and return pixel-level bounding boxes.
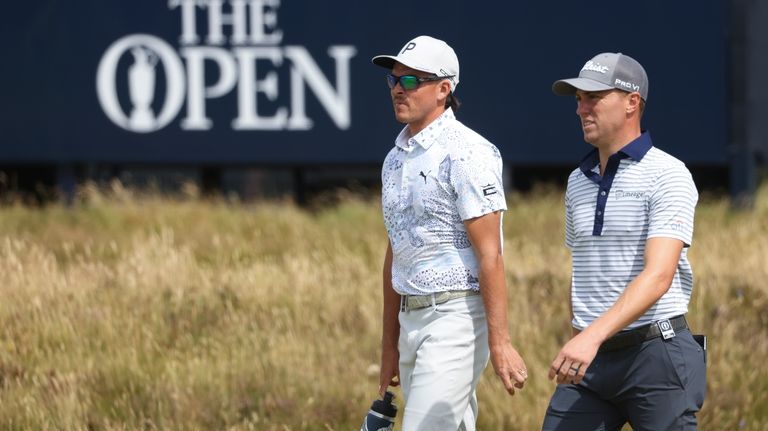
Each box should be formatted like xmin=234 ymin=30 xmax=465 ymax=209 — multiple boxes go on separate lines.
xmin=381 ymin=244 xmax=399 ymax=350
xmin=478 ymin=254 xmax=511 ymax=347
xmin=382 ymin=291 xmax=400 ymax=350
xmin=580 ymin=270 xmax=673 ymax=343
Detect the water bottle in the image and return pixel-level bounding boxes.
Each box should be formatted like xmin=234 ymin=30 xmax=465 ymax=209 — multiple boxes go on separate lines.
xmin=360 ymin=391 xmax=397 ymax=431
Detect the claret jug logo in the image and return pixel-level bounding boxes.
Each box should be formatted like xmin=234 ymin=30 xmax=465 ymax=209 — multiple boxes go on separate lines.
xmin=96 ymin=0 xmax=357 ymax=133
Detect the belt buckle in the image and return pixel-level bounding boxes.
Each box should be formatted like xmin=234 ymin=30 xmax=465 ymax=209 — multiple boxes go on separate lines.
xmin=657 ymin=318 xmax=676 ymax=340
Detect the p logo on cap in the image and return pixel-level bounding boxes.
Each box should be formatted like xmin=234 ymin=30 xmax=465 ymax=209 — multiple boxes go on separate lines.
xmin=401 ymin=42 xmax=417 ymax=54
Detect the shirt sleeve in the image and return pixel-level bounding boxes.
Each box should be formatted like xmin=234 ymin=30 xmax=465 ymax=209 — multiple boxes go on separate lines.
xmin=647 ymin=163 xmax=698 ymax=246
xmin=565 ymin=183 xmax=575 ymax=250
xmin=449 ymin=141 xmax=507 ymax=221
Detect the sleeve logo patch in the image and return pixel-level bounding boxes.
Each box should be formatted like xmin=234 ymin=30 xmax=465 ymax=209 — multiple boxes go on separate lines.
xmin=482 ymin=184 xmax=497 ymax=196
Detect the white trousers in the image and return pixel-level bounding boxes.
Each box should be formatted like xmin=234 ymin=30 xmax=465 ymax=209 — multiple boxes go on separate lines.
xmin=398 ymin=294 xmax=490 ymax=431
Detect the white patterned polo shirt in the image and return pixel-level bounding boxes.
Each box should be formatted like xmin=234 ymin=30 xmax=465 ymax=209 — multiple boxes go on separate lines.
xmin=382 ymin=108 xmax=507 ymax=296
xmin=565 ymin=131 xmax=698 ymax=330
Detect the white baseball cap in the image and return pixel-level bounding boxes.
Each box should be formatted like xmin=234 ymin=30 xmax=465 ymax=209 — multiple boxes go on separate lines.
xmin=372 ymin=35 xmax=460 ymax=91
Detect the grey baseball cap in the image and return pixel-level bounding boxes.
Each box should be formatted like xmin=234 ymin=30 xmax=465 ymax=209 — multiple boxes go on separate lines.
xmin=552 ymin=52 xmax=648 ymax=101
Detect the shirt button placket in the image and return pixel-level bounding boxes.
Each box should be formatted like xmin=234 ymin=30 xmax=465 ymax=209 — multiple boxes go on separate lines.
xmin=400 ymin=155 xmax=410 ymax=203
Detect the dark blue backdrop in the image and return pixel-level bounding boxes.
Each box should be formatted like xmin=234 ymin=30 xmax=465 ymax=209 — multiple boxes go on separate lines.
xmin=1 ymin=1 xmax=727 ymax=166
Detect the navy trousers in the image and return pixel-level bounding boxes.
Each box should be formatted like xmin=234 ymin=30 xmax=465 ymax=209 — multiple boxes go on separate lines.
xmin=542 ymin=329 xmax=706 ymax=431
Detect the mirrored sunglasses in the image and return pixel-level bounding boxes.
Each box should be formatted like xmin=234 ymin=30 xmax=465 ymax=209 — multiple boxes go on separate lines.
xmin=386 ymin=74 xmax=454 ymax=90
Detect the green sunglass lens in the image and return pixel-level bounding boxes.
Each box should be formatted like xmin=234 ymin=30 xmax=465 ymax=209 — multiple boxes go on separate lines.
xmin=400 ymin=76 xmax=419 ymax=90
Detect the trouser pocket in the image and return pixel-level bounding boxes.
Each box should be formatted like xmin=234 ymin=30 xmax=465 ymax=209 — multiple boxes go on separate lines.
xmin=663 ymin=331 xmax=707 ymax=409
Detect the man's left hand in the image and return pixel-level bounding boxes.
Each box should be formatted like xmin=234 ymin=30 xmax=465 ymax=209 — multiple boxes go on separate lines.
xmin=490 ymin=342 xmax=528 ymax=396
xmin=548 ymin=332 xmax=601 ymax=385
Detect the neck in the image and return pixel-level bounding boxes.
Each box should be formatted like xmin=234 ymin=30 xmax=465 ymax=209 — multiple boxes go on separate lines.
xmin=408 ymin=107 xmax=447 ymax=136
xmin=596 ymin=126 xmax=641 ymax=175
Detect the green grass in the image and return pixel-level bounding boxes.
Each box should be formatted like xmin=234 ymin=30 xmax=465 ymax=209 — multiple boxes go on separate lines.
xmin=0 ymin=185 xmax=766 ymax=430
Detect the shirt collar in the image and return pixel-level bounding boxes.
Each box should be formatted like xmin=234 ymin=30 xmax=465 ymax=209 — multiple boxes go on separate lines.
xmin=578 ymin=130 xmax=653 ymax=174
xmin=395 ymin=108 xmax=455 ymax=151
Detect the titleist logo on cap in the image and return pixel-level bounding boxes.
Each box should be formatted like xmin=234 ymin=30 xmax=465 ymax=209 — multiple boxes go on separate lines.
xmin=581 ymin=60 xmax=609 ymax=74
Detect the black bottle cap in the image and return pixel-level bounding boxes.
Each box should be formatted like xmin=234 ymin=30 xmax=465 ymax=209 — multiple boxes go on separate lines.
xmin=371 ymin=391 xmax=398 ymax=418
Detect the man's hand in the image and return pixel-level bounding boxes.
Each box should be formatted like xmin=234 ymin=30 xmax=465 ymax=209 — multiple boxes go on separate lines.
xmin=490 ymin=342 xmax=528 ymax=396
xmin=378 ymin=345 xmax=400 ymax=396
xmin=548 ymin=331 xmax=601 ymax=385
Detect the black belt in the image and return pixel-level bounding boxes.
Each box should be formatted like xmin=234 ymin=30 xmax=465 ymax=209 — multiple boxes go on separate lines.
xmin=598 ymin=315 xmax=688 ymax=353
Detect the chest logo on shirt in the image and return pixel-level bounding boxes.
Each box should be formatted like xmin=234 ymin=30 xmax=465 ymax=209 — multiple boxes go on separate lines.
xmin=482 ymin=184 xmax=497 ymax=196
xmin=614 ymin=190 xmax=646 ymax=199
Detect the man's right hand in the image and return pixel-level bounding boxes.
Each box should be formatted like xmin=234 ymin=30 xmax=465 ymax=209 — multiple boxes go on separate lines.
xmin=378 ymin=346 xmax=400 ymax=396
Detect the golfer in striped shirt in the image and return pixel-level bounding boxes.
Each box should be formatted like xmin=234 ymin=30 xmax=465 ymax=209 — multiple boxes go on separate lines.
xmin=542 ymin=53 xmax=706 ymax=430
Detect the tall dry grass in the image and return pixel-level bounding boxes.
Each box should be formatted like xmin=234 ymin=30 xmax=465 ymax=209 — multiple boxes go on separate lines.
xmin=0 ymin=184 xmax=766 ymax=430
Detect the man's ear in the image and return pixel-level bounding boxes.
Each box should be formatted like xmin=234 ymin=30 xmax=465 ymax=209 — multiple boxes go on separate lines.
xmin=627 ymin=92 xmax=642 ymax=115
xmin=437 ymin=80 xmax=452 ymax=103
